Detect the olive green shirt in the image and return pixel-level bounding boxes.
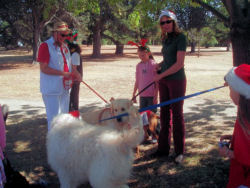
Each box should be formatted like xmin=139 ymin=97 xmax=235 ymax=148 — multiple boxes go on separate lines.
xmin=160 ymin=32 xmax=187 ymax=80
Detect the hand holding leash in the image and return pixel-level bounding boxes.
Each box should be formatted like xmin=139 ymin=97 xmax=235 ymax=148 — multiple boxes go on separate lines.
xmin=131 ymin=82 xmax=155 ymax=101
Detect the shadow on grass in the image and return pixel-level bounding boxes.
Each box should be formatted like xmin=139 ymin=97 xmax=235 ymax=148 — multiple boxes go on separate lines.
xmin=4 ymin=99 xmax=234 ymax=187
xmin=0 ymin=55 xmax=32 ymax=64
xmin=131 ymin=149 xmax=229 ymax=188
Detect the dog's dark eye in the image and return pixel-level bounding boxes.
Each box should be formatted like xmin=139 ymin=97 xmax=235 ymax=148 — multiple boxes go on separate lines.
xmin=121 ymin=108 xmax=125 ymax=111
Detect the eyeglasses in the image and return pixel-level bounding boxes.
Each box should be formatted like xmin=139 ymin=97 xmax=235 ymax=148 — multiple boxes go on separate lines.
xmin=160 ymin=20 xmax=173 ymax=26
xmin=60 ymin=33 xmax=69 ymax=37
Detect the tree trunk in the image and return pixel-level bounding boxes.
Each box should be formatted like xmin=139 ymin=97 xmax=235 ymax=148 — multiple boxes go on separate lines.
xmin=190 ymin=42 xmax=196 ymax=53
xmin=197 ymin=40 xmax=200 ymax=57
xmin=231 ymin=34 xmax=250 ymax=66
xmin=31 ymin=6 xmax=41 ymax=63
xmin=32 ymin=28 xmax=40 ymax=62
xmin=92 ymin=22 xmax=102 ymax=58
xmin=115 ymin=44 xmax=124 ymax=55
xmin=229 ymin=1 xmax=250 ymax=66
xmin=226 ymin=41 xmax=231 ymax=51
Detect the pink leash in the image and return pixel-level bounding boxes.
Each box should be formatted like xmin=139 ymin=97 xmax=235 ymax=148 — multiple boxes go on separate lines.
xmin=81 ymin=81 xmax=108 ymax=104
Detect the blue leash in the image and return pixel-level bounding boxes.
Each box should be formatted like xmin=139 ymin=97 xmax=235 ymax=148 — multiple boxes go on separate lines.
xmin=99 ymin=85 xmax=226 ymax=122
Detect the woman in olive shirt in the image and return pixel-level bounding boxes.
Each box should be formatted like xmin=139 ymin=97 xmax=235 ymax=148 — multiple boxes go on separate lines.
xmin=152 ymin=9 xmax=187 ymax=164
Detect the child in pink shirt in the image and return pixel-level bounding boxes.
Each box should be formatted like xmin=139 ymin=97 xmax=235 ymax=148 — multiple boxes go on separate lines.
xmin=131 ymin=44 xmax=159 ymax=143
xmin=132 ymin=45 xmax=158 ymax=112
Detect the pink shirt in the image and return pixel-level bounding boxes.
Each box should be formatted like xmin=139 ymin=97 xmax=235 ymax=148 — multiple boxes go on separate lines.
xmin=135 ymin=59 xmax=157 ymax=97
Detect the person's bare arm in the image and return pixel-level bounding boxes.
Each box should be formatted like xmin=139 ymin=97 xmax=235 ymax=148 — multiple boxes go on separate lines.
xmin=40 ymin=63 xmax=71 ymax=78
xmin=71 ymin=65 xmax=82 ymax=82
xmin=132 ymin=81 xmax=138 ymax=103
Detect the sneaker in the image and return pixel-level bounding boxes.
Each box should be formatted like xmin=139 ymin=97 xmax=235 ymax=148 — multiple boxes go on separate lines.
xmin=175 ymin=154 xmax=184 ymax=164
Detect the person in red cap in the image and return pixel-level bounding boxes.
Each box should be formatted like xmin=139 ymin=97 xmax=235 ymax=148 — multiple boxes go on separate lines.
xmin=37 ymin=21 xmax=81 ymax=131
xmin=219 ymin=64 xmax=250 ymax=188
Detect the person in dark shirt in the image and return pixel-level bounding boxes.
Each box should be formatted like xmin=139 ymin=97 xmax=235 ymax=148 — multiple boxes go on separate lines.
xmin=151 ymin=9 xmax=187 ymax=164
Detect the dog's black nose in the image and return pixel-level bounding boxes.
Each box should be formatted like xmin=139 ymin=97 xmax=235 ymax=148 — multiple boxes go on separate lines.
xmin=116 ymin=117 xmax=122 ymax=122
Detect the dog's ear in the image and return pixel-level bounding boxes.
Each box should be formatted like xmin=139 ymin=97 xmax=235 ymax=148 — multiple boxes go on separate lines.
xmin=127 ymin=106 xmax=142 ymax=128
xmin=127 ymin=100 xmax=133 ymax=110
xmin=128 ymin=105 xmax=139 ymax=118
xmin=109 ymin=97 xmax=115 ymax=102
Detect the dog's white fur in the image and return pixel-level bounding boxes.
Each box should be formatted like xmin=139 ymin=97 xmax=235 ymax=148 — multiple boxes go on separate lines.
xmin=81 ymin=98 xmax=133 ymax=130
xmin=47 ymin=101 xmax=143 ymax=188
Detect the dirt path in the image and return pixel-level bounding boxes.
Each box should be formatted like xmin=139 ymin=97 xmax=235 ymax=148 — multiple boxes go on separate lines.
xmin=0 ymin=46 xmax=236 ymax=187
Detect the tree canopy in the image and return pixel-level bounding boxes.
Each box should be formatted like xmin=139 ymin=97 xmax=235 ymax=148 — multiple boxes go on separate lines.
xmin=1 ymin=0 xmax=249 ymax=65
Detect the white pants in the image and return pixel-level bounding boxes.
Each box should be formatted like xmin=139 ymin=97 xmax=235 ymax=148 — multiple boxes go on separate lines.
xmin=42 ymin=90 xmax=70 ymax=131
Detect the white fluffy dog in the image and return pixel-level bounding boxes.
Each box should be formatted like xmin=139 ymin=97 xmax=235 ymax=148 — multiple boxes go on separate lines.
xmin=81 ymin=98 xmax=133 ymax=129
xmin=47 ymin=102 xmax=143 ymax=188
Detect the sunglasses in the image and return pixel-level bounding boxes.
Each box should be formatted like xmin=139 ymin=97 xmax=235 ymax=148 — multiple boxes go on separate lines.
xmin=60 ymin=33 xmax=69 ymax=37
xmin=160 ymin=20 xmax=173 ymax=26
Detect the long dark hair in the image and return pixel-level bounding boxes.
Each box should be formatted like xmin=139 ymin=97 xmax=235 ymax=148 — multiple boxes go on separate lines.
xmin=67 ymin=42 xmax=83 ymax=76
xmin=68 ymin=43 xmax=81 ymax=54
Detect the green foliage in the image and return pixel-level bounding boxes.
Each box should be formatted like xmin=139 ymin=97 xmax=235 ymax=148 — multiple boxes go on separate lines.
xmin=200 ymin=27 xmax=218 ymax=47
xmin=128 ymin=11 xmax=140 ymax=30
xmin=43 ymin=0 xmax=58 ymax=19
xmin=186 ymin=28 xmax=199 ymax=45
xmin=206 ymin=14 xmax=230 ymax=46
xmin=0 ymin=0 xmax=237 ymax=56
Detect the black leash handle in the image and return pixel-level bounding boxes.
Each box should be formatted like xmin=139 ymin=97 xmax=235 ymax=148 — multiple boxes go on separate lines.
xmin=131 ymin=81 xmax=155 ymax=101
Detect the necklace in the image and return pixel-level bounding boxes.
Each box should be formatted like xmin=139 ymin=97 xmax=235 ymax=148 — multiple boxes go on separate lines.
xmin=142 ymin=61 xmax=148 ymax=74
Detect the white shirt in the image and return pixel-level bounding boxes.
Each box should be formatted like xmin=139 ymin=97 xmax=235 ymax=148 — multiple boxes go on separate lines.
xmin=71 ymin=52 xmax=80 ymax=66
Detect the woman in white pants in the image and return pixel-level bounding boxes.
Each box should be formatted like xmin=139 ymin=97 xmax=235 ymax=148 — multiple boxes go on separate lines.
xmin=37 ymin=21 xmax=81 ymax=131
